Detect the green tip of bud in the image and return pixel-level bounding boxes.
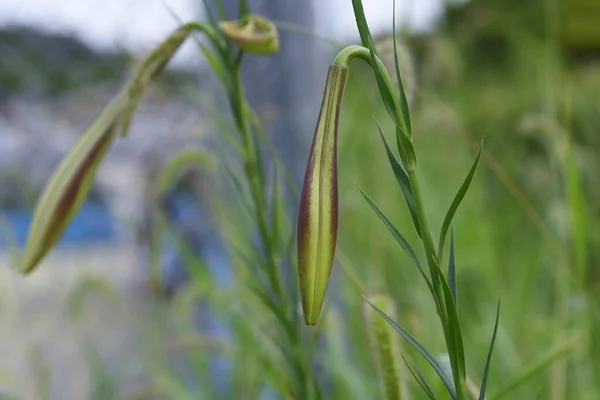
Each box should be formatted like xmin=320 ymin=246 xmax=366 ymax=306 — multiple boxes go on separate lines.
xmin=219 ymin=14 xmax=279 ymax=54
xmin=21 ymin=120 xmax=120 ymax=274
xmin=297 ymin=65 xmax=349 ymax=325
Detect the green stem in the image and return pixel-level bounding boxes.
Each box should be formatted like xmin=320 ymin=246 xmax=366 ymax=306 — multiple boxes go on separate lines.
xmin=228 ymin=63 xmax=311 ymax=398
xmin=230 ymin=66 xmax=286 ymax=303
xmin=408 ymin=169 xmax=465 ymax=400
xmin=407 ymin=171 xmax=445 ymax=314
xmin=335 ymin=44 xmax=466 ymax=399
xmin=333 ymin=46 xmax=410 ymax=166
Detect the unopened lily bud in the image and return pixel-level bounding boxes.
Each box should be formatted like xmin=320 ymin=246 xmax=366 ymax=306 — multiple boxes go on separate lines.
xmin=297 ymin=65 xmax=349 ymax=325
xmin=21 ymin=97 xmax=123 ymax=273
xmin=219 ymin=14 xmax=279 ymax=54
xmin=21 ymin=24 xmax=199 ymax=274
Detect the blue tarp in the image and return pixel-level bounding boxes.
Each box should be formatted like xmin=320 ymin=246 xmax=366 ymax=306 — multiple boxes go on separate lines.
xmin=0 ymin=201 xmax=118 ymax=248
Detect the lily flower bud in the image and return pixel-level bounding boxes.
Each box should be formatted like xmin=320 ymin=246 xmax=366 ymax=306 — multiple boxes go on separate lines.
xmin=297 ymin=65 xmax=349 ymax=325
xmin=20 ymin=25 xmax=197 ymax=274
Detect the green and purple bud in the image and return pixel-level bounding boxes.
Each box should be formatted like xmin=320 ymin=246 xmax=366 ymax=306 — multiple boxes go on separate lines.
xmin=297 ymin=64 xmax=349 ymax=325
xmin=20 ymin=25 xmax=197 ymax=274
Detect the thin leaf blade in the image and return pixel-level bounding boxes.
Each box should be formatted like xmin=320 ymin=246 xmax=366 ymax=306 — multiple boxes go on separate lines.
xmin=448 ymin=229 xmax=457 ymax=303
xmin=434 ymin=258 xmax=466 ymax=391
xmin=376 ymin=122 xmax=420 ymax=236
xmin=392 ymin=0 xmax=412 ymax=134
xmin=366 ymin=298 xmax=457 ymax=399
xmin=479 ymin=301 xmax=501 ymax=400
xmin=438 ymin=138 xmax=483 ymax=260
xmin=401 ymin=353 xmax=437 ymax=400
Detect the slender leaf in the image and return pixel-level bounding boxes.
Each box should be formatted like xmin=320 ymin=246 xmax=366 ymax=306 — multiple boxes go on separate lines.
xmin=438 ymin=138 xmax=483 ymax=260
xmin=248 ymin=283 xmax=295 ymax=342
xmin=350 ymin=0 xmax=370 ymax=51
xmin=376 ymin=122 xmax=420 ymax=236
xmin=401 ymin=353 xmax=437 ymax=400
xmin=392 ymin=0 xmax=411 ymax=135
xmin=433 ymin=258 xmax=466 ymax=391
xmin=365 ymin=298 xmax=457 ymax=399
xmin=359 ymin=187 xmax=419 ymax=266
xmin=358 ymin=187 xmax=437 ymax=300
xmin=214 ymin=0 xmax=227 ymax=20
xmin=448 ymin=229 xmax=457 ymax=303
xmin=239 ymin=0 xmax=249 ymax=18
xmin=199 ymin=42 xmax=227 ymax=84
xmin=269 ymin=168 xmax=282 ymax=252
xmin=487 ymin=334 xmax=583 ymax=399
xmin=360 ymin=187 xmax=441 ymax=312
xmin=202 ymin=0 xmax=217 ymax=27
xmin=566 ymin=126 xmax=588 ymax=281
xmin=351 ymin=0 xmax=407 ymax=137
xmin=479 ymin=301 xmax=501 ymax=400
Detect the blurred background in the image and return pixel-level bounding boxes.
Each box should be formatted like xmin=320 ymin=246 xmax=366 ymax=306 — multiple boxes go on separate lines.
xmin=0 ymin=0 xmax=599 ymax=399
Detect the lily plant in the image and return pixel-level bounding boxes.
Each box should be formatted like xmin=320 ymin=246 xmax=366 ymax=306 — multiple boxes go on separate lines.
xmin=18 ymin=0 xmax=500 ymax=398
xmin=296 ymin=1 xmax=500 ymax=399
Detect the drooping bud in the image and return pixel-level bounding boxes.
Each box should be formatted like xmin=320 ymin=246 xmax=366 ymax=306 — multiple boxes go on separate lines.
xmin=219 ymin=14 xmax=279 ymax=54
xmin=20 ymin=24 xmax=198 ymax=274
xmin=20 ymin=97 xmax=123 ymax=274
xmin=297 ymin=65 xmax=349 ymax=325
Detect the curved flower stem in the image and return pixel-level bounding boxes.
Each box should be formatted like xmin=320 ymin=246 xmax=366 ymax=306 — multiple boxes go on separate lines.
xmin=333 ymin=45 xmax=446 ymax=318
xmin=230 ymin=64 xmax=287 ymax=307
xmin=333 ymin=44 xmax=467 ymax=398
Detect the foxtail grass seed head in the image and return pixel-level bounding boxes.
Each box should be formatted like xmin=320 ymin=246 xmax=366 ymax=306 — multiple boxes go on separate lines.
xmin=297 ymin=64 xmax=349 ymax=325
xmin=219 ymin=14 xmax=279 ymax=54
xmin=364 ymin=294 xmax=404 ymax=400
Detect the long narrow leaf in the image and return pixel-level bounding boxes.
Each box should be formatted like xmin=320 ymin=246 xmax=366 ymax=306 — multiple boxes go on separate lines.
xmin=448 ymin=229 xmax=457 ymax=303
xmin=360 ymin=187 xmax=440 ymax=311
xmin=438 ymin=138 xmax=483 ymax=260
xmin=433 ymin=258 xmax=466 ymax=391
xmin=479 ymin=301 xmax=501 ymax=400
xmin=376 ymin=122 xmax=420 ymax=236
xmin=365 ymin=298 xmax=457 ymax=399
xmin=358 ymin=187 xmax=437 ymax=299
xmin=351 ymin=0 xmax=409 ymax=139
xmin=401 ymin=353 xmax=437 ymax=400
xmin=392 ymin=0 xmax=412 ymax=134
xmin=201 ymin=0 xmax=217 ymax=27
xmin=359 ymin=188 xmax=420 ymax=266
xmin=239 ymin=0 xmax=249 ymax=18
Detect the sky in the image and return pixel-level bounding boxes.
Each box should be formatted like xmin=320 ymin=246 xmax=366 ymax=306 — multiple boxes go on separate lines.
xmin=0 ymin=0 xmax=443 ymax=66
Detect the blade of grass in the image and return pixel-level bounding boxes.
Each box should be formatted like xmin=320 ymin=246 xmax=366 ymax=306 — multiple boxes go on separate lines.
xmin=479 ymin=301 xmax=501 ymax=400
xmin=448 ymin=229 xmax=457 ymax=302
xmin=350 ymin=0 xmax=410 ymax=139
xmin=401 ymin=353 xmax=437 ymax=400
xmin=489 ymin=332 xmax=584 ymax=400
xmin=376 ymin=122 xmax=420 ymax=236
xmin=433 ymin=258 xmax=466 ymax=393
xmin=239 ymin=0 xmax=249 ymax=18
xmin=392 ymin=0 xmax=411 ymax=134
xmin=365 ymin=298 xmax=457 ymax=399
xmin=438 ymin=138 xmax=483 ymax=261
xmin=358 ymin=187 xmax=436 ymax=299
